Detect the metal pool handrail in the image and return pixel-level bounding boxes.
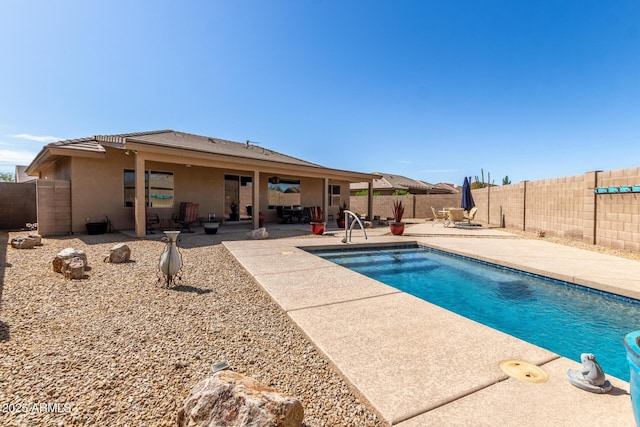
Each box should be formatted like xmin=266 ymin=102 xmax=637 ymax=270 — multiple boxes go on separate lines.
xmin=342 ymin=210 xmax=368 ymax=244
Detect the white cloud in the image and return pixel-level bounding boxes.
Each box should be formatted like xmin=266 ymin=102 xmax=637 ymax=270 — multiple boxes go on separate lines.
xmin=0 ymin=149 xmax=37 ymax=165
xmin=12 ymin=133 xmax=61 ymax=143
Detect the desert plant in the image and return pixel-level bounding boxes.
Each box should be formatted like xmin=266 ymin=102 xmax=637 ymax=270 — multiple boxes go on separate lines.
xmin=392 ymin=200 xmax=405 ymax=222
xmin=474 ymin=169 xmax=495 ymax=188
xmin=310 ymin=206 xmax=324 ymax=223
xmin=0 ymin=172 xmax=15 ymax=182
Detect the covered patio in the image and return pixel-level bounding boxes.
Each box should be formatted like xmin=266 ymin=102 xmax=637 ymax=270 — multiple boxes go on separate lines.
xmin=24 ymin=130 xmax=380 ymax=237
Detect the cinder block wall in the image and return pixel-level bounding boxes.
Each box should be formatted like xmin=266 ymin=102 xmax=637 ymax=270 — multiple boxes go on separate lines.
xmin=35 ymin=180 xmax=71 ymax=236
xmin=523 ymin=175 xmax=589 ymax=241
xmin=350 ymin=166 xmax=640 ymax=253
xmin=351 ymin=194 xmax=460 ymax=220
xmin=0 ymin=182 xmax=37 ymax=230
xmin=594 ymin=168 xmax=640 ymax=252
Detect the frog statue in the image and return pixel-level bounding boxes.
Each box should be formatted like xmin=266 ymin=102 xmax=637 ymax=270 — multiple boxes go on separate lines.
xmin=566 ymin=353 xmax=612 ymax=394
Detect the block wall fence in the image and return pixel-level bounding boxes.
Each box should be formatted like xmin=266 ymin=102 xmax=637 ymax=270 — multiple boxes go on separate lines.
xmin=350 ymin=167 xmax=640 ymax=253
xmin=0 ymin=182 xmax=37 ymax=230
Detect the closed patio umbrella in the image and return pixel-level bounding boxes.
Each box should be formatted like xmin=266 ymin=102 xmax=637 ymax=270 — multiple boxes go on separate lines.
xmin=461 ymin=176 xmax=475 ymax=211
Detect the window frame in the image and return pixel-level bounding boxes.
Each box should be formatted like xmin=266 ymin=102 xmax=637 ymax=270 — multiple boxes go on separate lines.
xmin=124 ymin=169 xmax=174 ymax=208
xmin=328 ymin=184 xmax=341 ymax=206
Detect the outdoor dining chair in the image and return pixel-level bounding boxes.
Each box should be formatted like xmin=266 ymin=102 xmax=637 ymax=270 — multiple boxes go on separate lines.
xmin=444 ymin=208 xmax=465 ymax=227
xmin=431 ymin=206 xmax=447 ymax=226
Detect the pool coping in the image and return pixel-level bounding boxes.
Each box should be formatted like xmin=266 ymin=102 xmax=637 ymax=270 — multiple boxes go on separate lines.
xmin=223 ymin=229 xmax=637 ymax=426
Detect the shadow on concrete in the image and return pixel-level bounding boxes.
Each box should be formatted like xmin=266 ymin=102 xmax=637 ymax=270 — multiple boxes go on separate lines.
xmin=607 ymin=386 xmax=631 ymax=397
xmin=0 ymin=231 xmax=9 ymax=342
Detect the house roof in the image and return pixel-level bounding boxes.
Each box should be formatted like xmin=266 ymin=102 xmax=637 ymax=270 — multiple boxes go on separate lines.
xmin=433 ymin=182 xmax=460 ymax=193
xmin=26 ymin=130 xmax=378 ymax=182
xmin=351 ymin=172 xmax=450 ymax=193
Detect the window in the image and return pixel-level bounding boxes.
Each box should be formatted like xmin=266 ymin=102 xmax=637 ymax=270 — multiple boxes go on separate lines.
xmin=124 ymin=170 xmax=174 ymax=208
xmin=268 ymin=178 xmax=301 ymax=206
xmin=329 ymin=184 xmax=341 ymax=206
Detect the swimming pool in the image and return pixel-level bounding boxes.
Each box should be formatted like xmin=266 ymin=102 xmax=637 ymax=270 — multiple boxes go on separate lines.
xmin=311 ymin=244 xmax=640 ymax=382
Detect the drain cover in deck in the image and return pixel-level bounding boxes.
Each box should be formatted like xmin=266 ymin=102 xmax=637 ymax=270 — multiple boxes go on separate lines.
xmin=499 ymin=360 xmax=548 ymax=383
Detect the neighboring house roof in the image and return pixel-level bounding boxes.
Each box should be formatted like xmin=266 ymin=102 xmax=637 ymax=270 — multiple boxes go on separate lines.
xmin=351 ymin=172 xmax=451 ymax=193
xmin=26 ymin=130 xmax=378 ymax=181
xmin=15 ymin=166 xmax=35 ymax=183
xmin=433 ymin=182 xmax=460 ymax=193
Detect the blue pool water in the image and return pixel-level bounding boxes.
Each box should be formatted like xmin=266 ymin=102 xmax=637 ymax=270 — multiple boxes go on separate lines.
xmin=312 ymin=245 xmax=640 ymax=382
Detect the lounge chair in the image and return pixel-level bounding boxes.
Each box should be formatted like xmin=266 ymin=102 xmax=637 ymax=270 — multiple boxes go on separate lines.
xmin=173 ymin=202 xmax=199 ymax=233
xmin=431 ymin=207 xmax=447 ymax=226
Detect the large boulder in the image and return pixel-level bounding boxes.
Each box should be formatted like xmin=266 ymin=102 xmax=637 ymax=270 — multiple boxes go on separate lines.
xmin=10 ymin=236 xmax=36 ymax=249
xmin=27 ymin=233 xmax=43 ymax=246
xmin=53 ymin=248 xmax=88 ymax=273
xmin=104 ymin=243 xmax=131 ymax=263
xmin=62 ymin=257 xmax=85 ymax=280
xmin=246 ymin=227 xmax=269 ymax=240
xmin=178 ymin=370 xmax=303 ymax=427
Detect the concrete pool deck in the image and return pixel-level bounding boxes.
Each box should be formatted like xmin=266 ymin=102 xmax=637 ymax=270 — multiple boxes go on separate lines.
xmin=223 ymin=222 xmax=637 ymax=426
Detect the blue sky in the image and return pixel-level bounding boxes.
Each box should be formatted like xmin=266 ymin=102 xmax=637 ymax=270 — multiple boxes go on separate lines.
xmin=1 ymin=1 xmax=639 ymax=185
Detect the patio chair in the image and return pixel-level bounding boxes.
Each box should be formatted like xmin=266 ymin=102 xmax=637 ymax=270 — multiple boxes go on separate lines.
xmin=464 ymin=207 xmax=478 ymax=224
xmin=299 ymin=207 xmax=311 ymax=223
xmin=146 ymin=212 xmax=160 ymax=234
xmin=276 ymin=206 xmax=292 ymax=223
xmin=444 ymin=208 xmax=465 ymax=227
xmin=173 ymin=202 xmax=199 ymax=233
xmin=431 ymin=207 xmax=447 ymax=226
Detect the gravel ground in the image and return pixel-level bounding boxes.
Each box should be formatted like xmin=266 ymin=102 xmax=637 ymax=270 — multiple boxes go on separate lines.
xmin=0 ymin=229 xmax=387 ymax=427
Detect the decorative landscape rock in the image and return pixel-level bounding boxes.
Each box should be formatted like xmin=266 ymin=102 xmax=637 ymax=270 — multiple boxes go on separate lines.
xmin=62 ymin=257 xmax=85 ymax=280
xmin=10 ymin=236 xmax=36 ymax=249
xmin=104 ymin=243 xmax=131 ymax=263
xmin=177 ymin=370 xmax=304 ymax=427
xmin=247 ymin=227 xmax=269 ymax=240
xmin=27 ymin=233 xmax=43 ymax=245
xmin=53 ymin=248 xmax=88 ymax=273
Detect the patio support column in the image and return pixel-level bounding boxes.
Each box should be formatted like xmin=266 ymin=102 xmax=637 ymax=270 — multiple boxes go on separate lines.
xmin=134 ymin=151 xmax=146 ymax=238
xmin=252 ymin=170 xmax=260 ymax=229
xmin=323 ymin=177 xmax=329 ymax=220
xmin=368 ymin=181 xmax=373 ymax=220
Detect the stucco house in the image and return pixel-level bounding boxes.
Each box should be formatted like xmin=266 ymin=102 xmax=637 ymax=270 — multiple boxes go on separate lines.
xmin=25 ymin=130 xmax=379 ymax=237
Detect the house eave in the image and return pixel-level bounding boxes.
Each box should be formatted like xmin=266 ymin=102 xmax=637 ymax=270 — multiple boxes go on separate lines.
xmin=25 ymin=146 xmax=106 ymax=176
xmin=124 ymin=141 xmax=379 ymax=183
